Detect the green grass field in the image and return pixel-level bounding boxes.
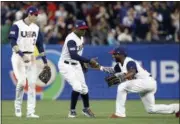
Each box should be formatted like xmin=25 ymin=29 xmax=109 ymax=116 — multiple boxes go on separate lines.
xmin=2 ymin=100 xmax=179 ymax=124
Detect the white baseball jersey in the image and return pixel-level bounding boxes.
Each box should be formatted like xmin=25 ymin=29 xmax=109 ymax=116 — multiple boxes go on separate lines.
xmin=59 ymin=32 xmax=84 ymax=63
xmin=10 ymin=20 xmax=39 ymax=52
xmin=118 ymin=57 xmax=150 ymax=79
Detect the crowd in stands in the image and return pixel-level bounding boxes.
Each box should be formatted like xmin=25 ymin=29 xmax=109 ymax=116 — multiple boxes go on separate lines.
xmin=1 ymin=1 xmax=180 ymax=45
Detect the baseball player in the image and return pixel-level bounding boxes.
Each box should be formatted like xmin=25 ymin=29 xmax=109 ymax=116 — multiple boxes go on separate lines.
xmin=100 ymin=47 xmax=180 ymax=118
xmin=58 ymin=20 xmax=98 ymax=118
xmin=8 ymin=6 xmax=48 ymax=118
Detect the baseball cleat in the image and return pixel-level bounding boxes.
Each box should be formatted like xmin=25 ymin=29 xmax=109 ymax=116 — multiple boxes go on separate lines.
xmin=26 ymin=113 xmax=39 ymax=118
xmin=15 ymin=109 xmax=22 ymax=117
xmin=68 ymin=110 xmax=77 ymax=118
xmin=82 ymin=108 xmax=95 ymax=118
xmin=110 ymin=113 xmax=125 ymax=118
xmin=175 ymin=111 xmax=180 ymax=118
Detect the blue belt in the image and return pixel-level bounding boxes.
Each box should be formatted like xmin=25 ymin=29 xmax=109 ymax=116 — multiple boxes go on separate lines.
xmin=22 ymin=51 xmax=33 ymax=54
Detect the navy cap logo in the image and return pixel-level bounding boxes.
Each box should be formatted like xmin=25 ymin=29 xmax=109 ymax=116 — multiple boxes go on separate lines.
xmin=26 ymin=6 xmax=39 ymax=15
xmin=74 ymin=20 xmax=88 ymax=30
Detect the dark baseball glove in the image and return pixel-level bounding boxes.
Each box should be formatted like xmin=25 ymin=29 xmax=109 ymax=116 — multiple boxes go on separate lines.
xmin=39 ymin=65 xmax=51 ymax=84
xmin=105 ymin=73 xmax=125 ymax=87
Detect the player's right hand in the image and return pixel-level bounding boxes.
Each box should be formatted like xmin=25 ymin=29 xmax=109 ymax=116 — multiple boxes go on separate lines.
xmin=89 ymin=58 xmax=100 ymax=69
xmin=22 ymin=55 xmax=30 ymax=63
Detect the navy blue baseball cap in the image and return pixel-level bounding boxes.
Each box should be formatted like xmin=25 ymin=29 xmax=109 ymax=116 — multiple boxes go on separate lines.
xmin=74 ymin=20 xmax=88 ymax=30
xmin=26 ymin=6 xmax=39 ymax=15
xmin=109 ymin=47 xmax=127 ymax=56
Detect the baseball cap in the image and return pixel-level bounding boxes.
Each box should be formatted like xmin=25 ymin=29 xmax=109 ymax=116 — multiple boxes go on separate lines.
xmin=26 ymin=6 xmax=39 ymax=15
xmin=109 ymin=47 xmax=127 ymax=56
xmin=74 ymin=20 xmax=88 ymax=30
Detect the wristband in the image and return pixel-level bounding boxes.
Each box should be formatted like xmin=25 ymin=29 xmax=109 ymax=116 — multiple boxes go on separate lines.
xmin=42 ymin=56 xmax=47 ymax=64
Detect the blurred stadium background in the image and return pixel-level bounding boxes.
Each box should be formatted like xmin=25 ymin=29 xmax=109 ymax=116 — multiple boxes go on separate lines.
xmin=1 ymin=1 xmax=180 ymax=44
xmin=1 ymin=1 xmax=179 ymax=124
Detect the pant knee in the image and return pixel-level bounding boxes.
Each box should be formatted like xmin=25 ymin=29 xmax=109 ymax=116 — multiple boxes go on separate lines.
xmin=28 ymin=83 xmax=36 ymax=89
xmin=72 ymin=85 xmax=83 ymax=93
xmin=17 ymin=78 xmax=26 ymax=87
xmin=81 ymin=88 xmax=88 ymax=95
xmin=117 ymin=84 xmax=126 ymax=93
xmin=27 ymin=75 xmax=37 ymax=83
xmin=146 ymin=106 xmax=155 ymax=114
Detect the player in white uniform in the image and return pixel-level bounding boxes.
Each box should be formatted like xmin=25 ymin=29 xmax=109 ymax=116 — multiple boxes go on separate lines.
xmin=100 ymin=47 xmax=180 ymax=118
xmin=58 ymin=20 xmax=98 ymax=118
xmin=8 ymin=6 xmax=48 ymax=118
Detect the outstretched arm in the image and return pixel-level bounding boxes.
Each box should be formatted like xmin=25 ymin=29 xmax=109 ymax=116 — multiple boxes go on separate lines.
xmin=100 ymin=63 xmax=122 ymax=74
xmin=67 ymin=40 xmax=90 ymax=63
xmin=100 ymin=66 xmax=115 ymax=74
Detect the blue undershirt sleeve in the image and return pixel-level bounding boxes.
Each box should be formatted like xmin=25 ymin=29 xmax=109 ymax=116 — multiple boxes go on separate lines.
xmin=9 ymin=25 xmax=19 ymax=48
xmin=36 ymin=31 xmax=44 ymax=53
xmin=9 ymin=25 xmax=24 ymax=57
xmin=36 ymin=31 xmax=47 ymax=64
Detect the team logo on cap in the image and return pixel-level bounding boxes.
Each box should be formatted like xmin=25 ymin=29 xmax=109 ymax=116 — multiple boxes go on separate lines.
xmin=82 ymin=22 xmax=86 ymax=25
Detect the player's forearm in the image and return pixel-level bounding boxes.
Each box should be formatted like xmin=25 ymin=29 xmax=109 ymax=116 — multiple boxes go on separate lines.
xmin=37 ymin=52 xmax=47 ymax=64
xmin=100 ymin=66 xmax=115 ymax=73
xmin=36 ymin=41 xmax=47 ymax=64
xmin=41 ymin=56 xmax=47 ymax=64
xmin=124 ymin=70 xmax=136 ymax=79
xmin=70 ymin=52 xmax=90 ymax=63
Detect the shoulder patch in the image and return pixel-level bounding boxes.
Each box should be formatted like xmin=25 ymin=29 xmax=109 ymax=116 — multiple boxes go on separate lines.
xmin=69 ymin=47 xmax=76 ymax=51
xmin=10 ymin=31 xmax=15 ymax=35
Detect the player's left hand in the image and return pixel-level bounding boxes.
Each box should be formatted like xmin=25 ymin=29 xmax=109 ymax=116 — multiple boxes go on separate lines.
xmin=105 ymin=73 xmax=125 ymax=87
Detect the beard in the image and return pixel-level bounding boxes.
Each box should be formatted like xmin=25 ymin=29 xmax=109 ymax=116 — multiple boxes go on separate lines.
xmin=115 ymin=58 xmax=119 ymax=62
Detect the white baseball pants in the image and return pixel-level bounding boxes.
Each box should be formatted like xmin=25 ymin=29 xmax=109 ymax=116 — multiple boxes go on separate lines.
xmin=115 ymin=77 xmax=179 ymax=117
xmin=58 ymin=61 xmax=88 ymax=94
xmin=11 ymin=52 xmax=37 ymax=115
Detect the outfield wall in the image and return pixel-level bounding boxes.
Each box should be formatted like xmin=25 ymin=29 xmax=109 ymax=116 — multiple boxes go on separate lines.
xmin=1 ymin=44 xmax=179 ymax=100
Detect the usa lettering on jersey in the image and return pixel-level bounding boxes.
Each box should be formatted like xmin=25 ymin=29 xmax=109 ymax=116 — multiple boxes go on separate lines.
xmin=21 ymin=31 xmax=37 ymax=38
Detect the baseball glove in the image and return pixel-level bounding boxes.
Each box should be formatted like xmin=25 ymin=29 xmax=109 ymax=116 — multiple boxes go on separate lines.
xmin=105 ymin=73 xmax=125 ymax=87
xmin=39 ymin=65 xmax=51 ymax=84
